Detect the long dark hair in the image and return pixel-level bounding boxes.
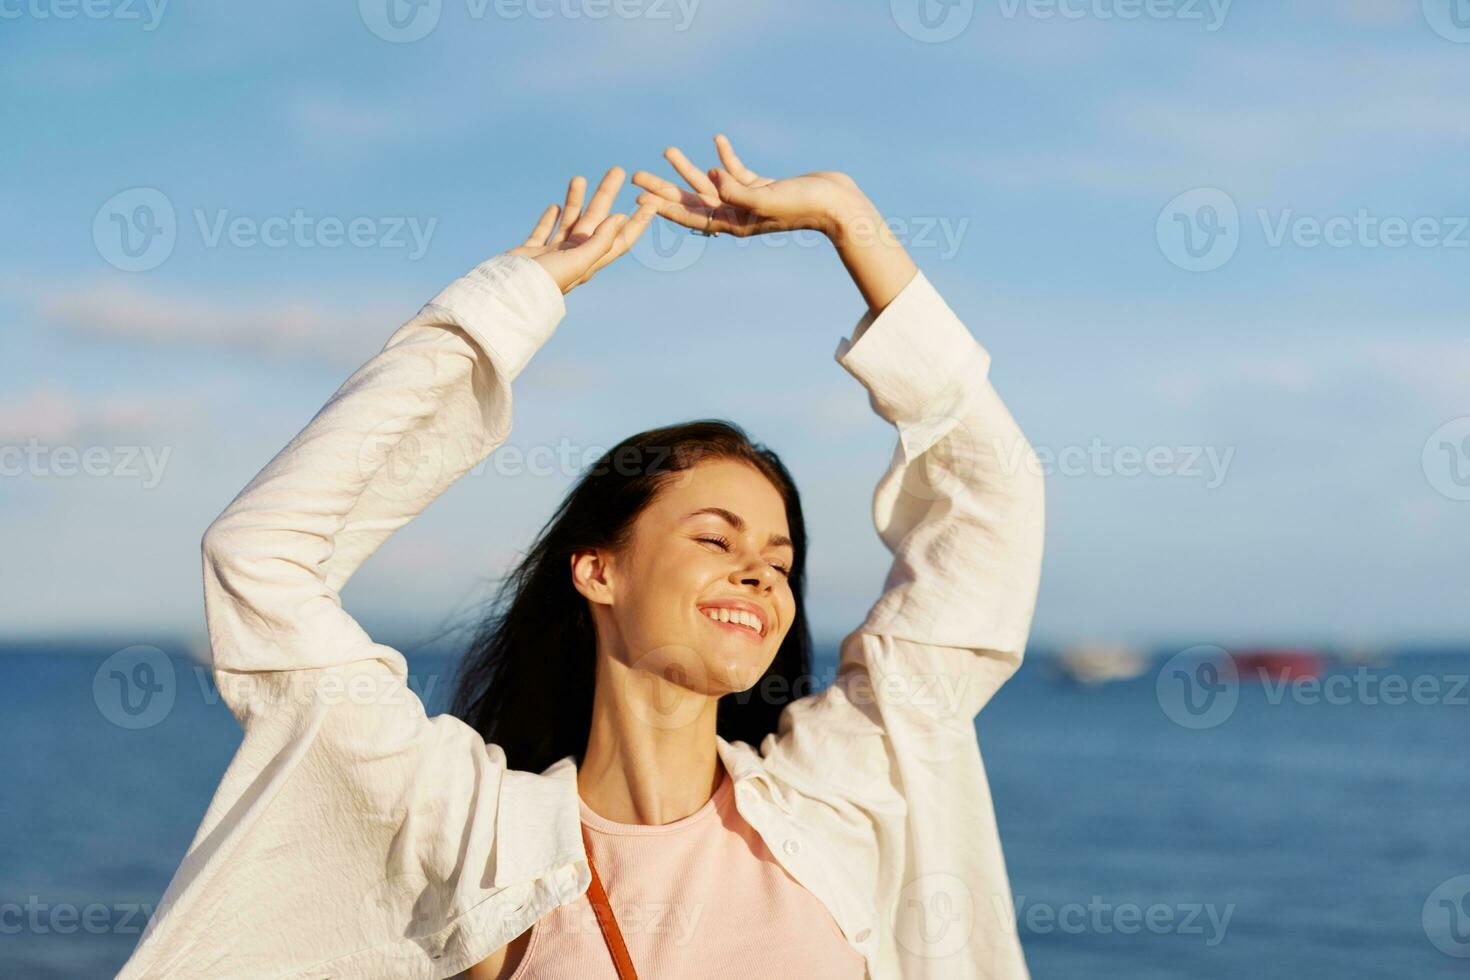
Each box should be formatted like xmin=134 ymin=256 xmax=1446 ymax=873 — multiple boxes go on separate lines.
xmin=448 ymin=419 xmax=813 ymax=776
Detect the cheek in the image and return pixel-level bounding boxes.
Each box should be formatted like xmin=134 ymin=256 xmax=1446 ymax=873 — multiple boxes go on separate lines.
xmin=778 ymin=587 xmax=797 ymax=630
xmin=632 ymin=547 xmax=701 ymax=599
xmin=623 ymin=555 xmax=713 ymax=636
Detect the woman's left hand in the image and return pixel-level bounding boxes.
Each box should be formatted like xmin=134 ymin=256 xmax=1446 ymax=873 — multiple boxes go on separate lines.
xmin=510 ymin=167 xmax=661 ymax=295
xmin=631 ymin=134 xmax=870 ymax=239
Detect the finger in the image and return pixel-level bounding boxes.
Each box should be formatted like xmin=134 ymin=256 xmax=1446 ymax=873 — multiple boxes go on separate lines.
xmin=585 ymin=203 xmax=659 ymax=277
xmin=616 ymin=201 xmax=660 ymax=251
xmin=633 ymin=174 xmax=717 ymax=216
xmin=704 ymin=202 xmax=771 ymax=238
xmin=631 ymin=170 xmax=684 ymax=201
xmin=634 ymin=192 xmax=672 ymax=216
xmin=707 ymin=167 xmax=765 ymax=211
xmin=663 ymin=146 xmax=720 ymax=201
xmin=638 ymin=187 xmax=766 ymax=238
xmin=568 ymin=212 xmax=630 ymax=284
xmin=524 ymin=204 xmax=560 ymax=246
xmin=549 ymin=176 xmax=587 ymax=245
xmin=714 ymin=133 xmax=761 ymax=184
xmin=637 ymin=194 xmax=714 ymax=231
xmin=573 ymin=166 xmax=626 ymax=235
xmin=574 ymin=211 xmax=628 ymax=262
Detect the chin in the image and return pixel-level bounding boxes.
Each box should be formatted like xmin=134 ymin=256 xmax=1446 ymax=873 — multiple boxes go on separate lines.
xmin=704 ymin=648 xmax=773 ymax=696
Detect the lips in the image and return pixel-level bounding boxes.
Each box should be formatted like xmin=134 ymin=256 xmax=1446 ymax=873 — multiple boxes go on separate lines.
xmin=696 ymin=600 xmax=770 ymax=638
xmin=701 ymin=614 xmax=764 ymax=641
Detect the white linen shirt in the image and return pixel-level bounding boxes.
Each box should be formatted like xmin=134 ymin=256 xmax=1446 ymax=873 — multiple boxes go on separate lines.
xmin=115 ymin=251 xmax=1045 ymax=980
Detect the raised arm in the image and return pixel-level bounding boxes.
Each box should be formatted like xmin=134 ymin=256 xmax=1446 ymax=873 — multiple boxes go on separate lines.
xmin=637 ymin=137 xmax=1043 ymax=976
xmin=634 ymin=135 xmax=1046 ymax=721
xmin=117 ymin=176 xmax=658 ymax=980
xmin=825 ymin=182 xmax=1044 ymax=721
xmin=808 ymin=269 xmax=1044 ymax=978
xmin=206 ymin=173 xmax=652 ymax=677
xmin=829 ymin=261 xmax=1045 ymax=717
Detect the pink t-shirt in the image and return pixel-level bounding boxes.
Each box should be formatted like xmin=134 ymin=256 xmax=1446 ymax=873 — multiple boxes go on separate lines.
xmin=508 ymin=765 xmax=867 ymax=978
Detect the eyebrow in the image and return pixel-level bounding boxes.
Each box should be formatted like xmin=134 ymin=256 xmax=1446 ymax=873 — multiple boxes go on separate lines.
xmin=683 ymin=507 xmax=794 ymax=551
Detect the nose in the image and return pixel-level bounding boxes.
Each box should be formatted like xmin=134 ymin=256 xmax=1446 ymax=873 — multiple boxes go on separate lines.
xmin=730 ymin=553 xmax=778 ymax=591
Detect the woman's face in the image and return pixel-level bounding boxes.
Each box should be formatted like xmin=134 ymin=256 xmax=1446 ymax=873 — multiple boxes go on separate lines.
xmin=575 ymin=457 xmax=798 ymax=699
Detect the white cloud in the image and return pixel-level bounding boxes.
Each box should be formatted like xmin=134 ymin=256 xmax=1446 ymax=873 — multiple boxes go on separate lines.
xmin=35 ymin=280 xmax=386 ymax=368
xmin=286 ymin=93 xmax=438 ymax=153
xmin=941 ymin=43 xmax=1470 ymax=197
xmin=0 ymin=386 xmax=195 ymax=442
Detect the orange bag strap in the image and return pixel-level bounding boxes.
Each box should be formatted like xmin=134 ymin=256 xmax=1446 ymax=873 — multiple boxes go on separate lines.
xmin=581 ymin=823 xmax=639 ymax=980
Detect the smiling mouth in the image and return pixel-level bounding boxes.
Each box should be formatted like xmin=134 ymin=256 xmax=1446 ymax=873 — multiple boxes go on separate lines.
xmin=698 ymin=607 xmax=765 ymax=639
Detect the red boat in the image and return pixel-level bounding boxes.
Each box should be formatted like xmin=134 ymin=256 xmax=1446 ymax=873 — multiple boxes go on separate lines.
xmin=1229 ymin=648 xmax=1327 ymax=682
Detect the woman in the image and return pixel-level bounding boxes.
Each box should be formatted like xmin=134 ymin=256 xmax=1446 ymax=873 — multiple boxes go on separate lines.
xmin=116 ymin=135 xmax=1044 ymax=980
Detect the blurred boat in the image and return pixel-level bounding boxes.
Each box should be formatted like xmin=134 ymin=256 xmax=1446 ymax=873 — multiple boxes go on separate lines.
xmin=1054 ymin=643 xmax=1148 ymax=685
xmin=1335 ymin=644 xmax=1392 ymax=667
xmin=1229 ymin=647 xmax=1326 ymax=682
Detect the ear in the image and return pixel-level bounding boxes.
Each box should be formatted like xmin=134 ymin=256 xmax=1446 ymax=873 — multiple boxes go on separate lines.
xmin=569 ymin=547 xmax=616 ymax=606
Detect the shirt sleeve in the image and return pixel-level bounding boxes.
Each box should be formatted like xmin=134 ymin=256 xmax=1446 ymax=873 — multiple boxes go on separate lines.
xmin=827 ymin=265 xmax=1045 ymax=726
xmin=743 ymin=268 xmax=1043 ymax=977
xmin=115 ymin=253 xmax=592 ymax=980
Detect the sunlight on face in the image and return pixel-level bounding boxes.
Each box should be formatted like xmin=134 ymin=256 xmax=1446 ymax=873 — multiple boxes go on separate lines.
xmin=609 ymin=457 xmax=797 ymax=698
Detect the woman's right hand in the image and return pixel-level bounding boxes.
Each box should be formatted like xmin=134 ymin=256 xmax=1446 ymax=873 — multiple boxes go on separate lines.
xmin=509 ymin=167 xmax=659 ymax=294
xmin=630 ymin=133 xmax=869 ymax=239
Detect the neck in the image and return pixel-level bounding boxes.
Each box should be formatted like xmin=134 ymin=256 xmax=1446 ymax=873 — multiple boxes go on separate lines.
xmin=576 ymin=643 xmax=725 ymax=826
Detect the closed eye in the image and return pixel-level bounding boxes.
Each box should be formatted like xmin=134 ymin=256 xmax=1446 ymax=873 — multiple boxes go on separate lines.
xmin=695 ymin=534 xmax=791 ymax=577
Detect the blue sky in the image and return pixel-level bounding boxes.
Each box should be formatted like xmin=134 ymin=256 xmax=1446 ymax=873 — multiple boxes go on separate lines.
xmin=2 ymin=0 xmax=1468 ymax=651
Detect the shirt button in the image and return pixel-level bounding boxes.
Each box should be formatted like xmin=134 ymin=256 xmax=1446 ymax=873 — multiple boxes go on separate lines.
xmin=782 ymin=838 xmax=801 ymax=855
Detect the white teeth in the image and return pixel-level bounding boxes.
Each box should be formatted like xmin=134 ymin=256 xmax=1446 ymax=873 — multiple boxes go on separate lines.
xmin=702 ymin=607 xmax=761 ymax=635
